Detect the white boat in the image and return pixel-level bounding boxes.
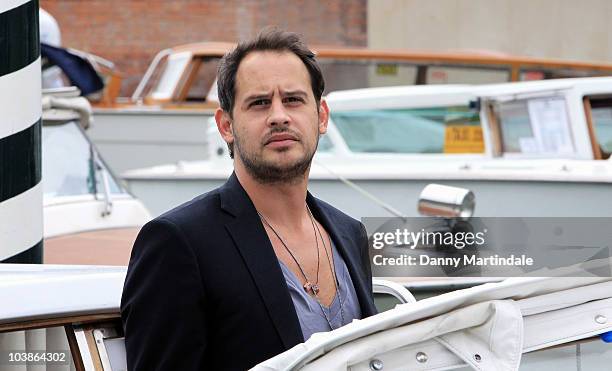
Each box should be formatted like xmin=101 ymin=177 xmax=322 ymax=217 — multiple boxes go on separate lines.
xmin=1 ymin=264 xmax=610 ymax=370
xmin=253 ymin=274 xmax=612 ymax=371
xmin=41 ymin=89 xmax=150 ymax=265
xmin=0 ymin=264 xmax=413 ymax=371
xmin=86 ymin=43 xmax=612 ymax=174
xmin=122 ymin=77 xmax=612 ymax=218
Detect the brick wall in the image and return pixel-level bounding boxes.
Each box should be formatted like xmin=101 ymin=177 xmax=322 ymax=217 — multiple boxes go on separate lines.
xmin=40 ymin=0 xmax=367 ymax=96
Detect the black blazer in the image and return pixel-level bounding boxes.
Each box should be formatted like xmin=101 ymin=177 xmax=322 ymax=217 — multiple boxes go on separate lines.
xmin=121 ymin=173 xmax=377 ymax=371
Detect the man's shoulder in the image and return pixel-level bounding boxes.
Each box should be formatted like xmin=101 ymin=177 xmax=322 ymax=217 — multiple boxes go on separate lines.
xmin=153 ymin=188 xmax=224 ymax=229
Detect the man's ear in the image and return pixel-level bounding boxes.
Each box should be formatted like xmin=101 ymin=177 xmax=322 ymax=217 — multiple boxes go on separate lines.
xmin=318 ymin=99 xmax=330 ymax=135
xmin=215 ymin=108 xmax=234 ymax=145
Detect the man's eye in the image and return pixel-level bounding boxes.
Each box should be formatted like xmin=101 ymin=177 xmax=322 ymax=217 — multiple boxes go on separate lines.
xmin=284 ymin=97 xmax=303 ymax=104
xmin=249 ymin=99 xmax=270 ymax=107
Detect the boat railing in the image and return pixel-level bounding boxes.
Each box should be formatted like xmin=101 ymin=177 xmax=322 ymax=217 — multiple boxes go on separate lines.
xmin=131 ymin=48 xmax=173 ymax=104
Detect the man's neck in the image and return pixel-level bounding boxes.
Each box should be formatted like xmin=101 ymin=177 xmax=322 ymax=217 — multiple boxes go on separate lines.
xmin=234 ymin=162 xmax=310 ymax=230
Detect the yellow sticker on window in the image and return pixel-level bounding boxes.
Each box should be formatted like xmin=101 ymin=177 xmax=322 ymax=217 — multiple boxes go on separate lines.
xmin=376 ymin=64 xmax=398 ymax=76
xmin=444 ymin=125 xmax=485 ymax=153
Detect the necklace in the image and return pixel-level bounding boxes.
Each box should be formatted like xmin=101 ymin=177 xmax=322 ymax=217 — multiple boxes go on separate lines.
xmin=257 ymin=208 xmax=321 ymax=295
xmin=258 ymin=205 xmax=346 ymax=330
xmin=308 ymin=206 xmax=345 ymax=329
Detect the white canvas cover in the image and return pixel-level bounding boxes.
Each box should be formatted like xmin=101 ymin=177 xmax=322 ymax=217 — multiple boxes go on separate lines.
xmin=252 ymin=276 xmax=612 ymax=371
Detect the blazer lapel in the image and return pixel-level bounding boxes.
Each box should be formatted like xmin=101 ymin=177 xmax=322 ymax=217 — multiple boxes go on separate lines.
xmin=220 ymin=173 xmax=304 ymax=349
xmin=306 ymin=193 xmax=378 ymax=317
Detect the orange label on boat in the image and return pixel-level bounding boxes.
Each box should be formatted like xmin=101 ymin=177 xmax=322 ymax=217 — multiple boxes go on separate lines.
xmin=443 ymin=125 xmax=484 ymax=153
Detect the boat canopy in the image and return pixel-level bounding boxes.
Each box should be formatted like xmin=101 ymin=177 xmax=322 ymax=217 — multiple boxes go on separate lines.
xmin=253 ymin=275 xmax=612 ymax=371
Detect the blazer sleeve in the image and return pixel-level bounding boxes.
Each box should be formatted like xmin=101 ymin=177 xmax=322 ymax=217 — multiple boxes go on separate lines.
xmin=121 ymin=218 xmax=207 ymax=371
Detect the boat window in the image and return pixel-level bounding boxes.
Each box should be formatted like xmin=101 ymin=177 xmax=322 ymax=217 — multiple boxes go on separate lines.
xmin=319 ymin=59 xmax=419 ymax=94
xmin=521 ymin=68 xmax=603 ymax=81
xmin=589 ymin=98 xmax=612 ymax=158
xmin=330 ymin=107 xmax=482 ymax=154
xmin=0 ymin=326 xmax=76 ymax=368
xmin=319 ymin=59 xmax=511 ymax=94
xmin=183 ymin=58 xmax=220 ymax=102
xmin=42 ymin=120 xmax=125 ymax=198
xmin=520 ymin=70 xmax=546 ymax=81
xmin=150 ymin=51 xmax=192 ymax=101
xmin=493 ymin=97 xmax=575 ymax=156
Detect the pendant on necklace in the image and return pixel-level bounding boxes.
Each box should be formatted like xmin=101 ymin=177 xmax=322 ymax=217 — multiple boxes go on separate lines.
xmin=303 ymin=282 xmax=320 ymax=295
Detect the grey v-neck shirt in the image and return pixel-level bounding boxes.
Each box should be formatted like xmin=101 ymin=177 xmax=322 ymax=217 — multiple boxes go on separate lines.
xmin=278 ymin=239 xmax=362 ymax=341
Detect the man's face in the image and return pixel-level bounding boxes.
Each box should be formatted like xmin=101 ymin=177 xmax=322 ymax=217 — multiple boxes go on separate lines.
xmin=216 ymin=50 xmax=328 ymax=184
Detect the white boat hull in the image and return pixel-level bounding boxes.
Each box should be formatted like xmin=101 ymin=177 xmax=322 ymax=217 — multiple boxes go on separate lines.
xmin=89 ymin=109 xmax=214 ymax=173
xmin=125 ymin=175 xmax=612 ymax=218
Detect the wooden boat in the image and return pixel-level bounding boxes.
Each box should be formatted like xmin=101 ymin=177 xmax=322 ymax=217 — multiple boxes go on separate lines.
xmin=86 ymin=43 xmax=612 ymax=173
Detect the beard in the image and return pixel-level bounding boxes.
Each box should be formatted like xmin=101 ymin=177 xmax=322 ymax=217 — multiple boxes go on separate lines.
xmin=233 ymin=127 xmax=318 ymax=185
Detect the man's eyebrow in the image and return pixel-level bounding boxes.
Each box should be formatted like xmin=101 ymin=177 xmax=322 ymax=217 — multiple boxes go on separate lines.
xmin=243 ymin=93 xmax=273 ymax=103
xmin=281 ymin=90 xmax=308 ymax=98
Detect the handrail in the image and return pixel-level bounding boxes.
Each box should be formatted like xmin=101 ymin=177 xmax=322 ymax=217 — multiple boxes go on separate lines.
xmin=372 ymin=279 xmax=417 ymax=304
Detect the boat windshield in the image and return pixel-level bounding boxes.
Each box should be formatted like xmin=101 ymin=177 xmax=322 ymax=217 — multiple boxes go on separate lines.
xmin=330 ymin=107 xmax=482 ymax=154
xmin=590 ymin=98 xmax=612 ymax=158
xmin=150 ymin=51 xmax=192 ymax=101
xmin=42 ymin=120 xmax=125 ymax=198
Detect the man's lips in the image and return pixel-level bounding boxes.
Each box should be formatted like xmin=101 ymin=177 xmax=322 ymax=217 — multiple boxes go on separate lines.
xmin=265 ymin=133 xmax=299 ymax=145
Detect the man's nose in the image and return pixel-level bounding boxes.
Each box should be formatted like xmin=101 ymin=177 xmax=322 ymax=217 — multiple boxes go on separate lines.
xmin=266 ymin=97 xmax=290 ymax=126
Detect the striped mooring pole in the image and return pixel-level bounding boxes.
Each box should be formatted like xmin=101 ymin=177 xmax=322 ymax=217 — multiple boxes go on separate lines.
xmin=0 ymin=0 xmax=43 ymax=263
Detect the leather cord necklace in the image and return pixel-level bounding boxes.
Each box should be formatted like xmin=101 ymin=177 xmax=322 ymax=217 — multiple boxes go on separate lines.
xmin=258 ymin=205 xmax=346 ymax=330
xmin=308 ymin=205 xmax=346 ymax=329
xmin=258 ymin=207 xmax=321 ymax=295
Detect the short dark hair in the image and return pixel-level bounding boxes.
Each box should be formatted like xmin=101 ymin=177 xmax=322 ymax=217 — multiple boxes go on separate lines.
xmin=217 ymin=28 xmax=325 ymax=158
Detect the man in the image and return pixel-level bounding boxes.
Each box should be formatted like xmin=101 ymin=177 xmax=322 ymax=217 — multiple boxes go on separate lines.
xmin=121 ymin=29 xmax=377 ymax=371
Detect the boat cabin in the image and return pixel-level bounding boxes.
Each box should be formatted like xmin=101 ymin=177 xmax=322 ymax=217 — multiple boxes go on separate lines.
xmin=476 ymin=77 xmax=612 ymax=160
xmin=204 ymin=77 xmax=612 ymax=162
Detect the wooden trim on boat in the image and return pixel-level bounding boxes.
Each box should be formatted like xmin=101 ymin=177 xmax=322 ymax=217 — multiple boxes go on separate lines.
xmin=82 ymin=324 xmax=105 ymax=370
xmin=100 ymin=42 xmax=612 ymax=109
xmin=415 ymin=65 xmax=427 ymax=84
xmin=177 ymin=58 xmax=203 ymax=102
xmin=583 ymin=97 xmax=602 ymax=160
xmin=65 ymin=324 xmax=86 ymax=371
xmin=0 ymin=313 xmax=120 ymax=333
xmin=314 ymin=48 xmax=612 ymax=73
xmin=169 ymin=42 xmax=612 ymax=74
xmin=485 ymin=101 xmax=503 ymax=156
xmin=97 ymin=71 xmax=123 ymax=107
xmin=510 ymin=66 xmax=520 ymax=82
